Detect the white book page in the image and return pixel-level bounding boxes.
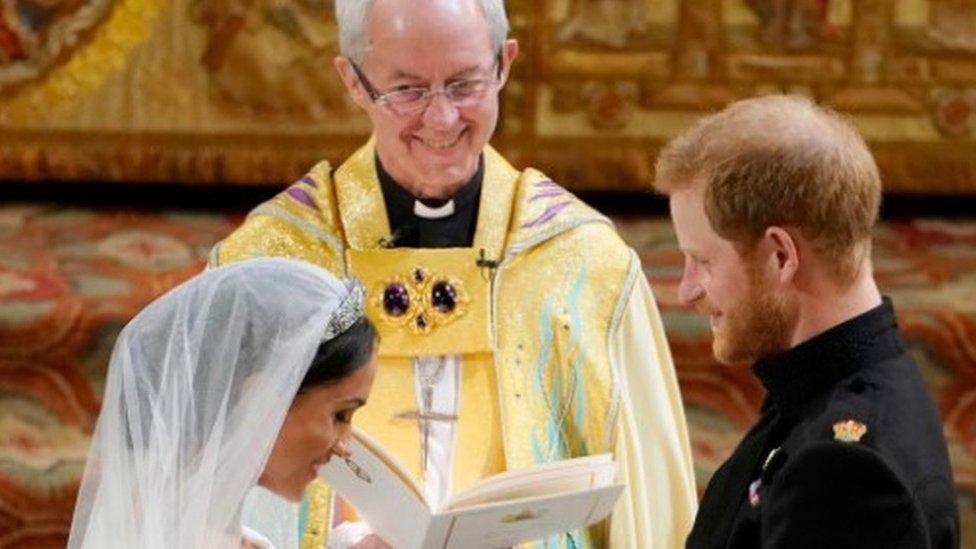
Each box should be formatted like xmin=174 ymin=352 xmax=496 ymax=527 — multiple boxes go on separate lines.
xmin=427 ymin=484 xmax=624 ymax=549
xmin=443 ymin=453 xmax=615 ymax=511
xmin=317 ymin=430 xmax=430 ymax=548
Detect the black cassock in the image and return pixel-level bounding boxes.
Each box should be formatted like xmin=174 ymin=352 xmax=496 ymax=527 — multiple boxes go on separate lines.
xmin=376 ymin=154 xmax=483 ymax=249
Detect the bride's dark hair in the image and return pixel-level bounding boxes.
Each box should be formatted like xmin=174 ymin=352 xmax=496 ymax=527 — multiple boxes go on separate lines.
xmin=299 ymin=316 xmax=377 ymax=392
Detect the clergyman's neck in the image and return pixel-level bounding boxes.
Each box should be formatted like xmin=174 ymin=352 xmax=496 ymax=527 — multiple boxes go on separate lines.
xmin=374 ymin=154 xmax=478 ymax=201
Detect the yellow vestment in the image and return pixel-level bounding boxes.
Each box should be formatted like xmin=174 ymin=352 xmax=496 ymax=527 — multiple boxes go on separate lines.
xmin=213 ymin=141 xmax=697 ymax=548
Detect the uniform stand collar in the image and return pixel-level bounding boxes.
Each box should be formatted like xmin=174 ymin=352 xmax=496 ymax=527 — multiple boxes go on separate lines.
xmin=753 ymin=297 xmax=904 ymax=415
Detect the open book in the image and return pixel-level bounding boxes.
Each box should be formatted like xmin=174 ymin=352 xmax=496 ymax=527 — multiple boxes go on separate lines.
xmin=318 ymin=427 xmax=624 ymax=549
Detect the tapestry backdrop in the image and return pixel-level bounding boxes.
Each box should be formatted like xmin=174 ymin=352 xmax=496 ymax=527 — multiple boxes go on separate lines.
xmin=2 ymin=0 xmax=976 ymax=192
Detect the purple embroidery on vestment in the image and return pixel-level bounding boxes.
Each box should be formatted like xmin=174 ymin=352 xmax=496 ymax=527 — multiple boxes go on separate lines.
xmin=521 ymin=200 xmax=572 ymax=229
xmin=529 ymin=189 xmax=568 ymax=202
xmin=286 ymin=186 xmax=318 ymax=210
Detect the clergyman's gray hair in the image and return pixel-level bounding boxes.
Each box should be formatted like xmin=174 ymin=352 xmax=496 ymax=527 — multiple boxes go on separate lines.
xmin=334 ymin=0 xmax=510 ymax=65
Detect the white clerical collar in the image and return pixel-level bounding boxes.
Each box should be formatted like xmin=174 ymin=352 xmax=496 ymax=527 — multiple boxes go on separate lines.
xmin=413 ymin=199 xmax=456 ymax=219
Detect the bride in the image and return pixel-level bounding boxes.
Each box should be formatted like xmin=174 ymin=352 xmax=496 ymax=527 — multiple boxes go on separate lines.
xmin=67 ymin=257 xmax=377 ymax=548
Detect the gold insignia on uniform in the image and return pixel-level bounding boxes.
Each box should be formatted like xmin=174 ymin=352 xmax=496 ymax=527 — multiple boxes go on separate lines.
xmin=833 ymin=419 xmax=867 ymax=443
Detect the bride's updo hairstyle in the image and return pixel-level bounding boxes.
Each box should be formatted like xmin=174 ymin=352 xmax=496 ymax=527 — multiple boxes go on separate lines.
xmin=299 ymin=316 xmax=378 ymax=392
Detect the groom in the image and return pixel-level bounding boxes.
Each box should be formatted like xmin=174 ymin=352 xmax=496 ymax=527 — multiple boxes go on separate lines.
xmin=655 ymin=95 xmax=959 ymax=548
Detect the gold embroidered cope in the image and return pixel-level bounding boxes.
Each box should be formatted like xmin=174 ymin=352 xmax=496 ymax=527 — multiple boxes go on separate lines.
xmin=213 ymin=140 xmax=633 ymax=548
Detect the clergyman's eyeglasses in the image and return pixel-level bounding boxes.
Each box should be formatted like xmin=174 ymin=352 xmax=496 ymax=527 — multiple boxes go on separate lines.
xmin=350 ymin=51 xmax=504 ymax=116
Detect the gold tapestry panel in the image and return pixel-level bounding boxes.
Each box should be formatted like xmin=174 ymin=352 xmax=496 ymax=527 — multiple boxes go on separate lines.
xmin=2 ymin=0 xmax=975 ymax=193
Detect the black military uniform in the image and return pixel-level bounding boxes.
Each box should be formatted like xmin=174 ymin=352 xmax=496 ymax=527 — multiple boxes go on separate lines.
xmin=686 ymin=298 xmax=959 ymax=549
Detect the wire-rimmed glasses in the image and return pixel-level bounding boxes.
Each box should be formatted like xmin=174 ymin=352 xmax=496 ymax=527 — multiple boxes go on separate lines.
xmin=350 ymin=51 xmax=503 ymax=117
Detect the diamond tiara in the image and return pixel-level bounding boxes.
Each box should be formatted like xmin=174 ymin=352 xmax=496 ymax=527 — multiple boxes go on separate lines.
xmin=322 ymin=278 xmax=366 ymax=341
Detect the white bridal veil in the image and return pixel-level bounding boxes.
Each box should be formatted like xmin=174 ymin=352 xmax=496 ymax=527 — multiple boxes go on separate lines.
xmin=68 ymin=258 xmax=361 ymax=548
